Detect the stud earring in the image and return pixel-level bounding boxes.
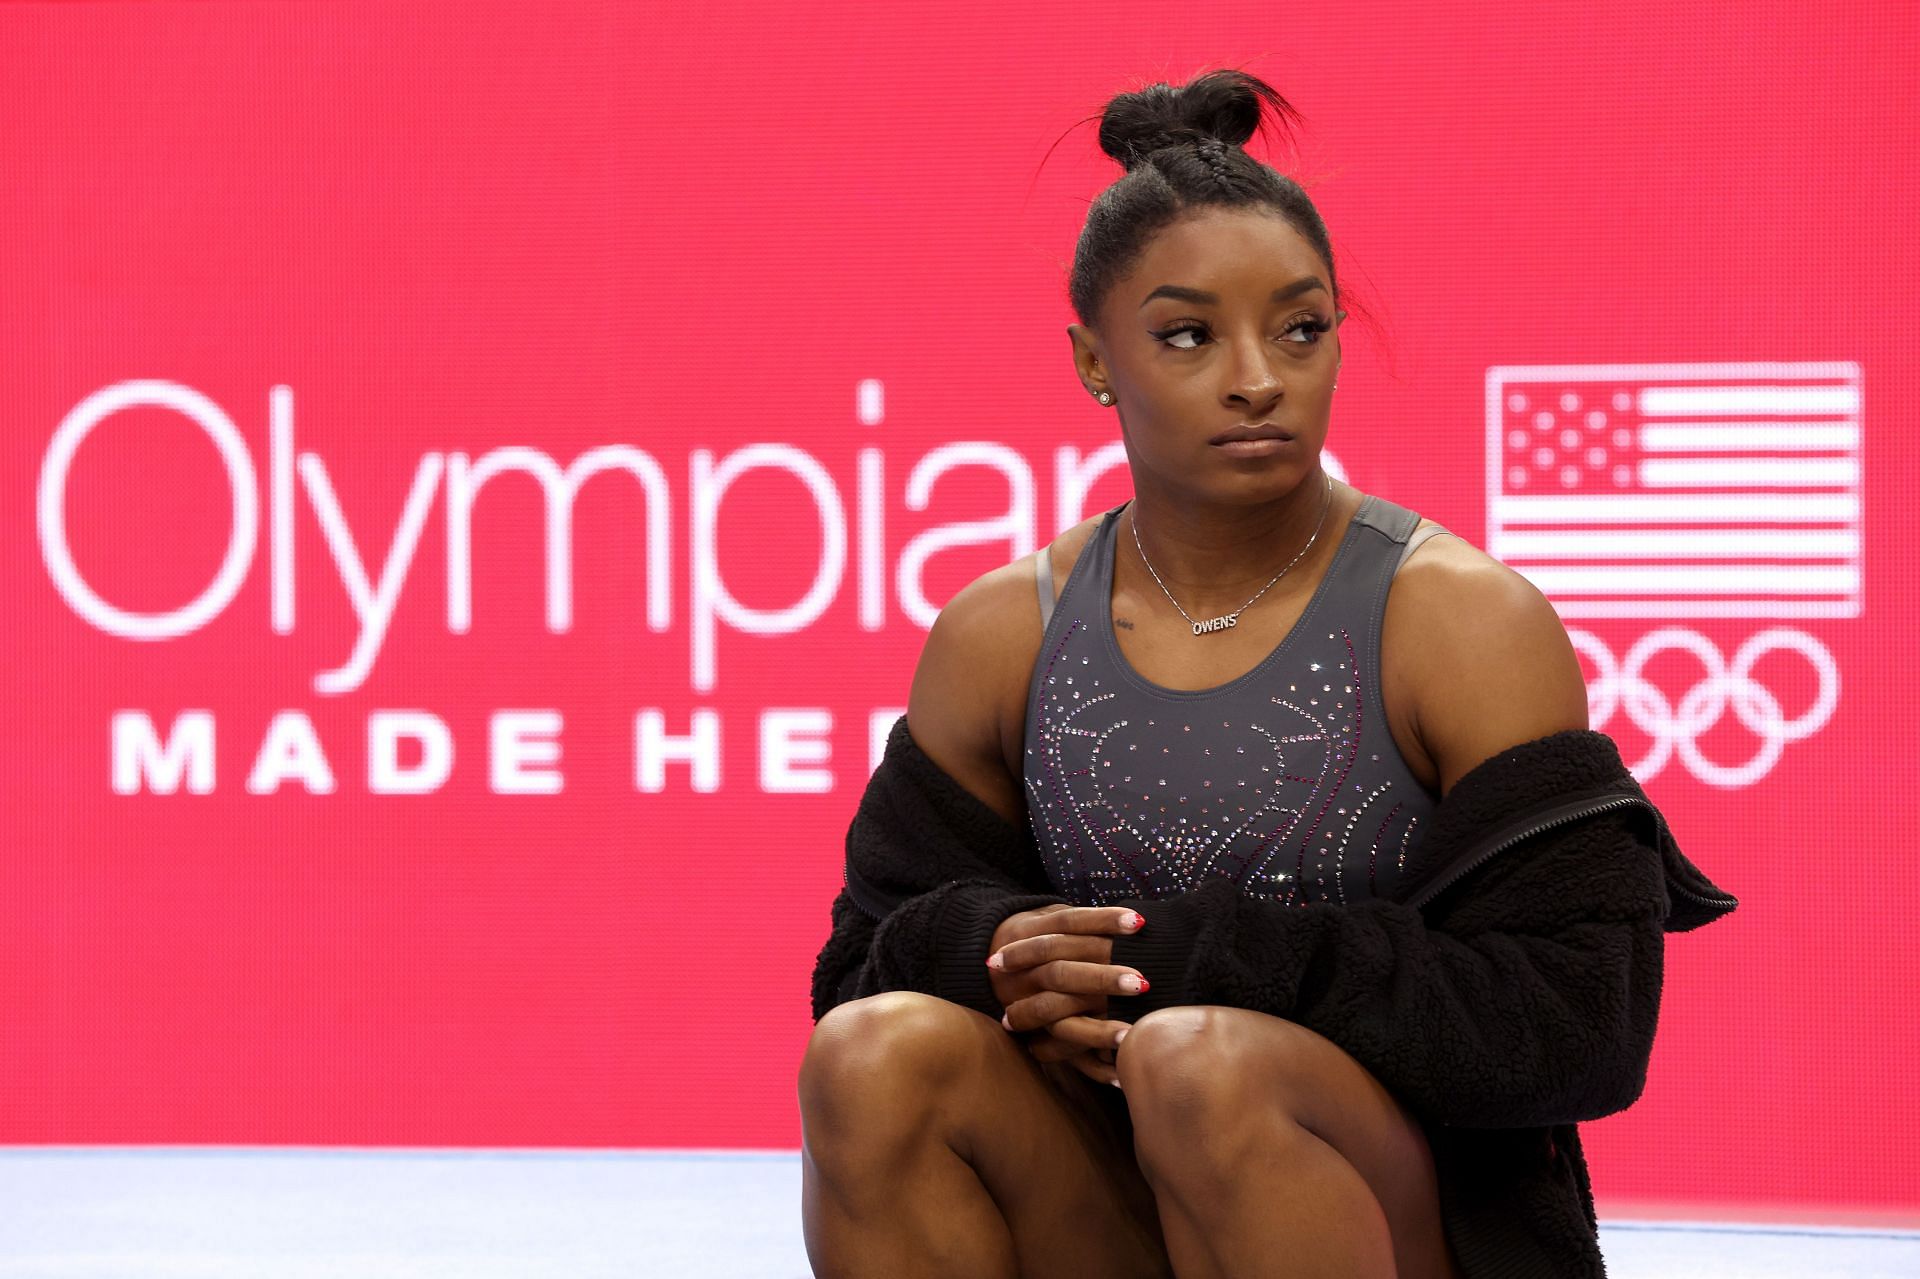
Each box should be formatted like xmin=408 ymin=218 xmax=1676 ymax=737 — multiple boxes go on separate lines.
xmin=1098 ymin=391 xmax=1113 ymax=405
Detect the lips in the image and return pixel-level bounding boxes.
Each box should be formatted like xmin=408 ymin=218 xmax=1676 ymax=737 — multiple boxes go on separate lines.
xmin=1209 ymin=423 xmax=1296 ymax=446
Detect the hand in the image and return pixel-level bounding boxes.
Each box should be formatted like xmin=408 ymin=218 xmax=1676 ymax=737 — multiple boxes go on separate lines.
xmin=985 ymin=904 xmax=1148 ymax=1086
xmin=1022 ymin=1011 xmax=1130 ymax=1087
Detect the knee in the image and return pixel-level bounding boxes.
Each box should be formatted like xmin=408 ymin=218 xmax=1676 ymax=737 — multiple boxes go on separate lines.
xmin=1116 ymin=1009 xmax=1320 ymax=1173
xmin=1114 ymin=1007 xmax=1250 ymax=1125
xmin=798 ymin=991 xmax=986 ymax=1130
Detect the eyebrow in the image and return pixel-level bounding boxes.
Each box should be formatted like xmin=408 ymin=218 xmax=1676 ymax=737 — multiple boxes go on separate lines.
xmin=1139 ymin=277 xmax=1327 ymax=309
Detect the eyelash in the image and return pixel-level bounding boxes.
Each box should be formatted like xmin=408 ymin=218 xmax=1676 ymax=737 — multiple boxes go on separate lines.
xmin=1150 ymin=317 xmax=1331 ymax=351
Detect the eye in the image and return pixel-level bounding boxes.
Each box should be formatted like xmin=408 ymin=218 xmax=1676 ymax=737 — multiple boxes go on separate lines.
xmin=1152 ymin=323 xmax=1209 ymax=350
xmin=1149 ymin=316 xmax=1332 ymax=350
xmin=1285 ymin=318 xmax=1332 ymax=344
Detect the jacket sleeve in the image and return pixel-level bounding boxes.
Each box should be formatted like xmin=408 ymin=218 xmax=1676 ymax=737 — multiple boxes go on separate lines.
xmin=810 ymin=879 xmax=1070 ymax=1024
xmin=810 ymin=717 xmax=1068 ymax=1024
xmin=1106 ymin=805 xmax=1671 ymax=1129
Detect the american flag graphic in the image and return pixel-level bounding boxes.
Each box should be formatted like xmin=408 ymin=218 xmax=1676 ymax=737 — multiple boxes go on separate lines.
xmin=1486 ymin=362 xmax=1863 ymax=618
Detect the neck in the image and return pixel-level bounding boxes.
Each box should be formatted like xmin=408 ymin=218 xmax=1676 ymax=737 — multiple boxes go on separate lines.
xmin=1124 ymin=471 xmax=1347 ymax=620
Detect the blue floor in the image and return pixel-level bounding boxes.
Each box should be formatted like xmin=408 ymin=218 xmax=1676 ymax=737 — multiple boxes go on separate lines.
xmin=3 ymin=1148 xmax=1916 ymax=1278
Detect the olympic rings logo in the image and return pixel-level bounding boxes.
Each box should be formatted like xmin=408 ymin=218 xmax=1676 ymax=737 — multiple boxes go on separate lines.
xmin=1567 ymin=627 xmax=1839 ymax=788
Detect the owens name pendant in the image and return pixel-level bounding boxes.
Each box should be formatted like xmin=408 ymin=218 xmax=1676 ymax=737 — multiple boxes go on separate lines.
xmin=1132 ymin=472 xmax=1336 ymax=640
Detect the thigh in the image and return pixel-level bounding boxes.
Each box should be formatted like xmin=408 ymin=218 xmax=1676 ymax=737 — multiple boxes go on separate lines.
xmin=1011 ymin=1055 xmax=1171 ymax=1278
xmin=814 ymin=992 xmax=1173 ymax=1278
xmin=1177 ymin=1009 xmax=1459 ymax=1279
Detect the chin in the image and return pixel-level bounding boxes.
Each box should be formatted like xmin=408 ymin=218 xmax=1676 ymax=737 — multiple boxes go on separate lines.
xmin=1195 ymin=465 xmax=1316 ymax=507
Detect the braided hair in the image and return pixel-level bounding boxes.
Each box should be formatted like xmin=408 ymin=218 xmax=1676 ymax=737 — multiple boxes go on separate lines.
xmin=1068 ymin=68 xmax=1343 ymax=331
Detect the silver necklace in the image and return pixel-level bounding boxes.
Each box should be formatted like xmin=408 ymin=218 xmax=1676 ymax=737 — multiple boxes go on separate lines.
xmin=1129 ymin=473 xmax=1335 ymax=637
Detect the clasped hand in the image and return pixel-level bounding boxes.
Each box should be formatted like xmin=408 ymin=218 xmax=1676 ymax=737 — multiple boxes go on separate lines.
xmin=985 ymin=904 xmax=1148 ymax=1087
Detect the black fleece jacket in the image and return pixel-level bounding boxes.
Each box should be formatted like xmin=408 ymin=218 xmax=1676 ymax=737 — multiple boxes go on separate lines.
xmin=811 ymin=715 xmax=1737 ymax=1278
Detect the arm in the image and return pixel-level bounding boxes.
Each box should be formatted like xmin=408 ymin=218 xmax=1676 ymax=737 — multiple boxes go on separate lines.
xmin=808 ymin=718 xmax=1069 ymax=1022
xmin=1108 ymin=799 xmax=1666 ymax=1128
xmin=810 ymin=559 xmax=1068 ymax=1023
xmin=1108 ymin=563 xmax=1652 ymax=1128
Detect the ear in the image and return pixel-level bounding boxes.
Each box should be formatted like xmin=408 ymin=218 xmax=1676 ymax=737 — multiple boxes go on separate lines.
xmin=1066 ymin=323 xmax=1109 ymax=399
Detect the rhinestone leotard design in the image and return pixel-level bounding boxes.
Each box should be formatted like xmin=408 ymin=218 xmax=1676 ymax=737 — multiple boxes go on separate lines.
xmin=1020 ymin=494 xmax=1446 ymax=907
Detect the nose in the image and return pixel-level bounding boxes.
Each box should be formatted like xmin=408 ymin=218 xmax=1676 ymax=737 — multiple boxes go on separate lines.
xmin=1221 ymin=331 xmax=1282 ymax=410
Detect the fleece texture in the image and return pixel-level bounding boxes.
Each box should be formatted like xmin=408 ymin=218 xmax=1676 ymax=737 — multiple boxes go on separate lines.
xmin=810 ymin=715 xmax=1737 ymax=1279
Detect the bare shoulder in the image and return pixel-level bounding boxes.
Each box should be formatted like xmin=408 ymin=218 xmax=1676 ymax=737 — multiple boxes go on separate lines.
xmin=904 ymin=517 xmax=1101 ymax=824
xmin=1039 ymin=513 xmax=1106 ymax=602
xmin=904 ymin=510 xmax=1118 ymax=820
xmin=1385 ymin=523 xmax=1590 ymax=797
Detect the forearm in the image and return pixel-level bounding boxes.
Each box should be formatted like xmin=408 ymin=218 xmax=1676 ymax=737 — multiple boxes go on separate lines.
xmin=812 ymin=880 xmax=1069 ymax=1022
xmin=1104 ymin=812 xmax=1672 ymax=1127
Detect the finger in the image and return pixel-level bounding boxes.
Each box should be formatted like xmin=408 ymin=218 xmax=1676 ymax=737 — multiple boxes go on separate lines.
xmin=1068 ymin=1052 xmax=1120 ymax=1089
xmin=988 ymin=930 xmax=1098 ymax=974
xmin=1002 ymin=989 xmax=1101 ymax=1033
xmin=1040 ymin=958 xmax=1148 ymax=997
xmin=990 ymin=948 xmax=1147 ymax=999
xmin=1023 ymin=1033 xmax=1085 ymax=1064
xmin=1021 ymin=1014 xmax=1118 ymax=1062
xmin=1044 ymin=1013 xmax=1128 ymax=1052
xmin=1001 ymin=906 xmax=1143 ymax=944
xmin=1021 ymin=956 xmax=1136 ymax=998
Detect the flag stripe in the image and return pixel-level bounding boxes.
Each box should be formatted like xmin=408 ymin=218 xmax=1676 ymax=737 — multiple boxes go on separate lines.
xmin=1488 ymin=361 xmax=1860 ymax=380
xmin=1638 ymin=457 xmax=1859 ymax=487
xmin=1543 ymin=598 xmax=1860 ymax=619
xmin=1495 ymin=494 xmax=1859 ymax=523
xmin=1639 ymin=422 xmax=1859 ymax=451
xmin=1638 ymin=385 xmax=1860 ymax=415
xmin=1515 ymin=565 xmax=1858 ymax=594
xmin=1497 ymin=529 xmax=1859 ymax=559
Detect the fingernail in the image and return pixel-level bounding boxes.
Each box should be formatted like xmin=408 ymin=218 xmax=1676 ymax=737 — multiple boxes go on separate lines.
xmin=1118 ymin=973 xmax=1148 ymax=994
xmin=985 ymin=952 xmax=1004 ymax=970
xmin=1001 ymin=1011 xmax=1013 ymax=1031
xmin=1125 ymin=912 xmax=1145 ymax=930
xmin=1113 ymin=1026 xmax=1129 ymax=1046
xmin=1110 ymin=1079 xmax=1124 ymax=1089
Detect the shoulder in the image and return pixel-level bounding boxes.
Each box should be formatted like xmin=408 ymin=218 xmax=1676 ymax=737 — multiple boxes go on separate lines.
xmin=904 ymin=513 xmax=1105 ymax=822
xmin=915 ymin=508 xmax=1108 ymax=668
xmin=1385 ymin=522 xmax=1590 ymax=797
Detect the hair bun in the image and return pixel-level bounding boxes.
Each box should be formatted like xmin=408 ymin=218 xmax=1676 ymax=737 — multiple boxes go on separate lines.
xmin=1096 ymin=68 xmax=1289 ymax=172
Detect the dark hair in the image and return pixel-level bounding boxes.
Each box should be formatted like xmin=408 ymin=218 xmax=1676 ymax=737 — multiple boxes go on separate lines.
xmin=1068 ymin=68 xmax=1343 ymax=331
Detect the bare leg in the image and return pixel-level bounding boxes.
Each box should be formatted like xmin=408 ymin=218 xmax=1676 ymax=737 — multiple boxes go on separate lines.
xmin=1118 ymin=1007 xmax=1463 ymax=1279
xmin=800 ymin=991 xmax=1173 ymax=1279
xmin=800 ymin=1106 xmax=1018 ymax=1277
xmin=1141 ymin=1099 xmax=1397 ymax=1278
xmin=800 ymin=996 xmax=1017 ymax=1277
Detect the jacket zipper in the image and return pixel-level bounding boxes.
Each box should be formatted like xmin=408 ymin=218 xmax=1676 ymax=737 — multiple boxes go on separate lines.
xmin=1405 ymin=791 xmax=1643 ymax=910
xmin=1403 ymin=792 xmax=1734 ymax=912
xmin=842 ymin=861 xmax=894 ymax=920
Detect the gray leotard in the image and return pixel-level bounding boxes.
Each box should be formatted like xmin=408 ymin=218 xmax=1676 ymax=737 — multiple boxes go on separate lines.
xmin=1021 ymin=493 xmax=1454 ymax=907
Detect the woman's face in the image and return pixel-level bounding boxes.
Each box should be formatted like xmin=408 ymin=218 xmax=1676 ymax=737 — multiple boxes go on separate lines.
xmin=1069 ymin=206 xmax=1345 ymax=505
